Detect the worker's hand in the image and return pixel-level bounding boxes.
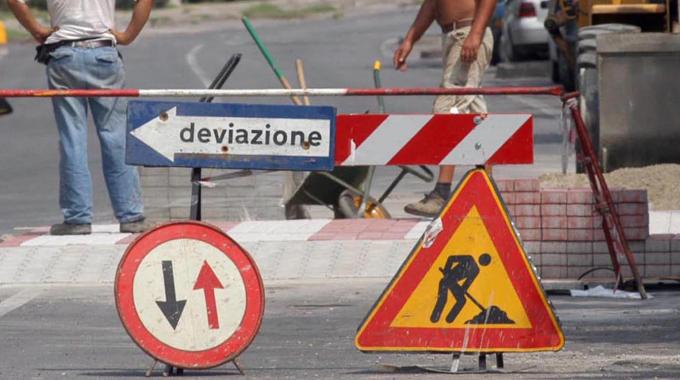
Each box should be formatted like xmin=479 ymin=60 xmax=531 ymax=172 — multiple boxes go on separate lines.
xmin=460 ymin=33 xmax=482 ymax=63
xmin=32 ymin=25 xmax=57 ymax=44
xmin=109 ymin=28 xmax=135 ymax=46
xmin=393 ymin=39 xmax=413 ymax=71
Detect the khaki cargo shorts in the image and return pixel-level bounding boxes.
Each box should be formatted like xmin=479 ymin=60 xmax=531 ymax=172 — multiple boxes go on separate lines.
xmin=433 ymin=26 xmax=494 ymax=114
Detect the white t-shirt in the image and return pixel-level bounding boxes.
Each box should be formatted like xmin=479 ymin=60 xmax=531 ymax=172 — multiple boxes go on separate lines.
xmin=19 ymin=0 xmax=118 ymax=44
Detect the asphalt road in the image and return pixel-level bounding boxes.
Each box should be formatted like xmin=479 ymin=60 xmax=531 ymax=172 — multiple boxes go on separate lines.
xmin=0 ymin=281 xmax=679 ymax=379
xmin=0 ymin=9 xmax=563 ymax=234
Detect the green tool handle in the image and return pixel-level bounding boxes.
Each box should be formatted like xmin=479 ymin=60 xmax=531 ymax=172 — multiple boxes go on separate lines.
xmin=242 ymin=17 xmax=302 ymax=105
xmin=242 ymin=16 xmax=284 ymax=79
xmin=373 ymin=60 xmax=386 ymax=113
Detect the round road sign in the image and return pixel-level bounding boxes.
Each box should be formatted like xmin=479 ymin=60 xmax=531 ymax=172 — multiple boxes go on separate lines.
xmin=115 ymin=221 xmax=264 ymax=369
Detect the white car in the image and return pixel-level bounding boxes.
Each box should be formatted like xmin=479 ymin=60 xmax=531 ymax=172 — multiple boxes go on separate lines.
xmin=500 ymin=0 xmax=550 ymax=61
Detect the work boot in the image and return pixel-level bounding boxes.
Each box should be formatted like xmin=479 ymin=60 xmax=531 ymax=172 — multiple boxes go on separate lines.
xmin=50 ymin=223 xmax=92 ymax=236
xmin=404 ymin=191 xmax=446 ymax=218
xmin=120 ymin=218 xmax=155 ymax=233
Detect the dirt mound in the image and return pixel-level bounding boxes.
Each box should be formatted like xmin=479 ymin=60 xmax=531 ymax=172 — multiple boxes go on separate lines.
xmin=539 ymin=164 xmax=680 ymax=210
xmin=465 ymin=306 xmax=515 ymax=324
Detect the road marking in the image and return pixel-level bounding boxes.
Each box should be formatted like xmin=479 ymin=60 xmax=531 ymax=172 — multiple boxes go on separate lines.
xmin=185 ymin=44 xmax=211 ymax=87
xmin=0 ymin=288 xmax=42 ymax=319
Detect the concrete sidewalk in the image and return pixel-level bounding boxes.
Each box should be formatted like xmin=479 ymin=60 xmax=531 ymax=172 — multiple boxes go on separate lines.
xmin=2 ymin=214 xmax=679 ymax=286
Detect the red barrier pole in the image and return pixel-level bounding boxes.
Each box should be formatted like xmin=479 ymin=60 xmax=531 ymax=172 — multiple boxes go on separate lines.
xmin=0 ymin=86 xmax=564 ymax=98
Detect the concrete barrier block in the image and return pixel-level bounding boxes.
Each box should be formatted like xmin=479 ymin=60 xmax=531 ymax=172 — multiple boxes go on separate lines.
xmin=645 ymin=265 xmax=671 ymax=278
xmin=567 ymin=253 xmax=593 ymax=267
xmin=496 ymin=180 xmax=514 ymax=192
xmin=515 ymin=205 xmax=540 ymax=216
xmin=514 ymin=179 xmax=539 ymax=192
xmin=515 ymin=216 xmax=541 ymax=229
xmin=645 ymin=251 xmax=670 ymax=265
xmin=616 ymin=203 xmax=648 ymax=216
xmin=518 ymin=228 xmax=541 ymax=241
xmin=523 ymin=241 xmax=541 ymax=254
xmin=645 ymin=236 xmax=672 ymax=252
xmin=541 ymin=189 xmax=567 ymax=204
xmin=541 ymin=204 xmax=567 ymax=216
xmin=515 ymin=192 xmax=541 ymax=204
xmin=542 ymin=253 xmax=567 ymax=266
xmin=568 ymin=216 xmax=596 ymax=229
xmin=543 ymin=229 xmax=568 ymax=241
xmin=541 ymin=241 xmax=566 ymax=253
xmin=567 ymin=204 xmax=595 ymax=216
xmin=567 ymin=242 xmax=593 ymax=254
xmin=568 ymin=229 xmax=595 ymax=241
xmin=542 ymin=216 xmax=567 ymax=229
xmin=567 ymin=189 xmax=594 ymax=204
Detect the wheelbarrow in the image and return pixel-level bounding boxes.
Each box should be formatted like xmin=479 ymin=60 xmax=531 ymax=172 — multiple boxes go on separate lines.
xmin=0 ymin=98 xmax=12 ymax=116
xmin=284 ymin=165 xmax=433 ymax=219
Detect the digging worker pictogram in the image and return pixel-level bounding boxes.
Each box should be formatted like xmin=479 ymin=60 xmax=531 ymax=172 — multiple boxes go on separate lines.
xmin=430 ymin=252 xmax=516 ymax=325
xmin=431 ymin=253 xmax=491 ymax=323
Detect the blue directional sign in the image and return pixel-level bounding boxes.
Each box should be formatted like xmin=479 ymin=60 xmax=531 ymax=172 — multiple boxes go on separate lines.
xmin=126 ymin=101 xmax=336 ymax=171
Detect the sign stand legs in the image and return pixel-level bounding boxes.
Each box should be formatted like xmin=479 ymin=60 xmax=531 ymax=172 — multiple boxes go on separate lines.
xmin=449 ymin=353 xmax=461 ymax=372
xmin=496 ymin=353 xmax=504 ymax=369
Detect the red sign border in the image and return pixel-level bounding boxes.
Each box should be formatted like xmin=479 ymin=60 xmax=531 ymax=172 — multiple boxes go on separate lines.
xmin=355 ymin=168 xmax=564 ymax=353
xmin=115 ymin=221 xmax=265 ymax=369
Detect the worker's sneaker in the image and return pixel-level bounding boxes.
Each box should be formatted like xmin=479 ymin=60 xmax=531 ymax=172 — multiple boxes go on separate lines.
xmin=120 ymin=218 xmax=155 ymax=233
xmin=404 ymin=191 xmax=446 ymax=218
xmin=50 ymin=223 xmax=92 ymax=236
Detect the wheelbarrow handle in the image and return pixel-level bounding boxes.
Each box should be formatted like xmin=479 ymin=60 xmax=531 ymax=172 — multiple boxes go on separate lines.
xmin=399 ymin=165 xmax=435 ymax=182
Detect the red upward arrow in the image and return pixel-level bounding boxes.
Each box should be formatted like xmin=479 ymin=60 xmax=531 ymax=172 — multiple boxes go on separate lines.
xmin=193 ymin=261 xmax=224 ymax=329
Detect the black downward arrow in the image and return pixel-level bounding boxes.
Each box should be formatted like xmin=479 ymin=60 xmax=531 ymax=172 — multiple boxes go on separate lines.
xmin=156 ymin=260 xmax=187 ymax=330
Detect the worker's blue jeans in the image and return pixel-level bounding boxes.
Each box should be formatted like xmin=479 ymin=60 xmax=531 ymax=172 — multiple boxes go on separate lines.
xmin=47 ymin=46 xmax=143 ymax=224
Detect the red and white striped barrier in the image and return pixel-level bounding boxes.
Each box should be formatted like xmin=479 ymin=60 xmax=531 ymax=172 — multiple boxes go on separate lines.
xmin=335 ymin=114 xmax=533 ymax=165
xmin=0 ymin=86 xmax=564 ymax=98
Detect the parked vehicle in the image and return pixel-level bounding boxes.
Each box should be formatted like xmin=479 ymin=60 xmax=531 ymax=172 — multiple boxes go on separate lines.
xmin=499 ymin=0 xmax=550 ymax=61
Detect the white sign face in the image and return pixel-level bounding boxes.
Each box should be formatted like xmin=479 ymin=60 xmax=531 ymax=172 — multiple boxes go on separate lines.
xmin=132 ymin=239 xmax=246 ymax=351
xmin=130 ymin=107 xmax=331 ymax=162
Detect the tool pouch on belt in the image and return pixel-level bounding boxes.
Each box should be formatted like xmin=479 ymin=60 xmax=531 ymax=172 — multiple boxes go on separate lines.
xmin=34 ymin=44 xmax=53 ymax=65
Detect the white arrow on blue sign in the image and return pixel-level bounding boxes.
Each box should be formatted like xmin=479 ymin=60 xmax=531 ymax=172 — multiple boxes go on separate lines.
xmin=126 ymin=101 xmax=336 ymax=171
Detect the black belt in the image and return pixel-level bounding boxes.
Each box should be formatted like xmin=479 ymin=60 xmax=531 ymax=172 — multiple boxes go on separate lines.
xmin=441 ymin=19 xmax=474 ymax=33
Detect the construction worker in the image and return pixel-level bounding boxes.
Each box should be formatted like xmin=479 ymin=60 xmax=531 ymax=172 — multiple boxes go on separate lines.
xmin=394 ymin=0 xmax=495 ymax=217
xmin=7 ymin=0 xmax=154 ymax=235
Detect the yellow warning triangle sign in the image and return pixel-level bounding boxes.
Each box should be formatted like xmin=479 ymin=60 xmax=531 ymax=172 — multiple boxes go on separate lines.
xmin=355 ymin=169 xmax=564 ymax=352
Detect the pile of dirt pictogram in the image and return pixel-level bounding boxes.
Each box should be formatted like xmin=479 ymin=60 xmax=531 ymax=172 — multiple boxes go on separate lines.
xmin=465 ymin=306 xmax=515 ymax=324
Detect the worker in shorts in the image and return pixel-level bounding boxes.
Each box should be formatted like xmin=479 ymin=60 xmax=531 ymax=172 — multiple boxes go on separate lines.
xmin=393 ymin=0 xmax=495 ymax=218
xmin=8 ymin=0 xmax=154 ymax=235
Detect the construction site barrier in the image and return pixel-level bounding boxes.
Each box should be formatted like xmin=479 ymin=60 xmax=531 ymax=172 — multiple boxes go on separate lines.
xmin=0 ymin=85 xmax=644 ymax=300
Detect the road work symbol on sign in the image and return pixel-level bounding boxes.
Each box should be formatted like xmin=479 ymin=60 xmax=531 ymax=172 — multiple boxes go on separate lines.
xmin=126 ymin=100 xmax=336 ymax=171
xmin=355 ymin=168 xmax=564 ymax=353
xmin=430 ymin=253 xmax=515 ymax=325
xmin=115 ymin=221 xmax=264 ymax=369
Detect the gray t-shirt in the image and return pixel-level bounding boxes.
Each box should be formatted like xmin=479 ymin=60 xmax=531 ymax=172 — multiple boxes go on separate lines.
xmin=19 ymin=0 xmax=118 ymax=44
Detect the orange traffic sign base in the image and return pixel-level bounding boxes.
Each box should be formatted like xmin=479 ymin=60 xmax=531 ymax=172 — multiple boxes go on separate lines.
xmin=355 ymin=168 xmax=564 ymax=353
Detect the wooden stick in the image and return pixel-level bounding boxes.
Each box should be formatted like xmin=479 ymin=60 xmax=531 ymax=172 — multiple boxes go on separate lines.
xmin=295 ymin=59 xmax=311 ymax=106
